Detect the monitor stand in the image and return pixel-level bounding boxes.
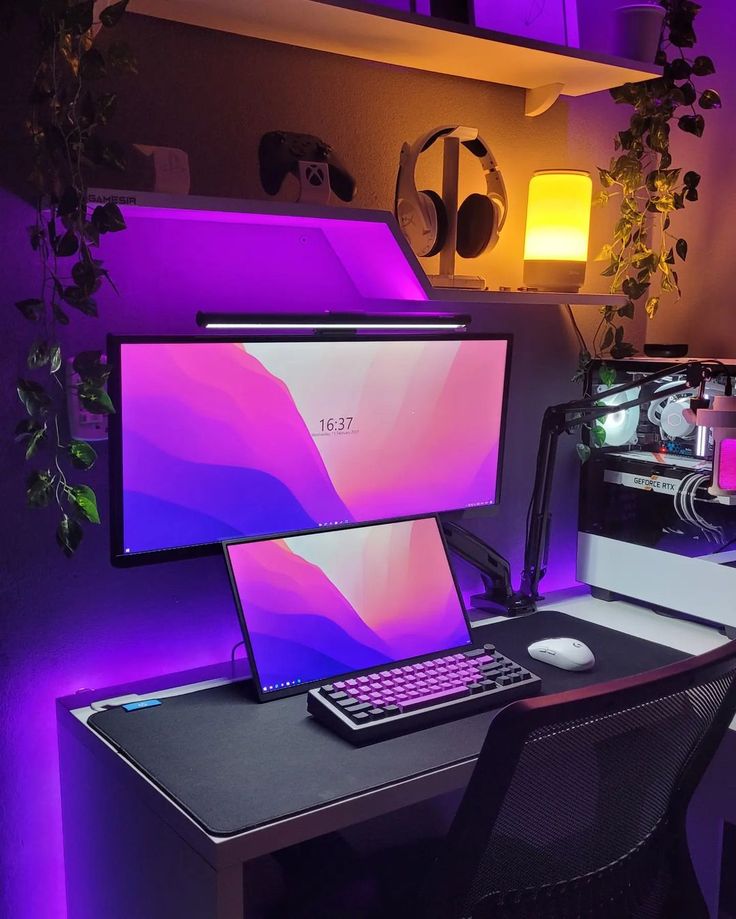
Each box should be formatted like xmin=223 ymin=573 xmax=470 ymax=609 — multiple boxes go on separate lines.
xmin=442 ymin=521 xmax=535 ymax=617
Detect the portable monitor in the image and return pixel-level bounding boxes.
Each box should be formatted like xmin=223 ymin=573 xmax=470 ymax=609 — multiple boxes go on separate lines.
xmin=224 ymin=517 xmax=473 ymax=700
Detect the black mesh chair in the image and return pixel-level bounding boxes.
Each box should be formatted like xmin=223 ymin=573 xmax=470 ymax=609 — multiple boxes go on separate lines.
xmin=421 ymin=639 xmax=736 ymax=919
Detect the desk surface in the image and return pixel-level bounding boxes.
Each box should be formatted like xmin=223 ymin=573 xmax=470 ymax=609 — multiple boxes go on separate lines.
xmin=87 ymin=608 xmax=688 ymax=838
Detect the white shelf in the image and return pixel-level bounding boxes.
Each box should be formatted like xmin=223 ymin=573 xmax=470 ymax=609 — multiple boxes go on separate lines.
xmin=129 ymin=0 xmax=660 ymax=114
xmin=431 ymin=288 xmax=626 ymax=307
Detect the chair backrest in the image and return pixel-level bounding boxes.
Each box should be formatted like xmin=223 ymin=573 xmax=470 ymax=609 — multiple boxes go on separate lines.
xmin=428 ymin=640 xmax=736 ymax=919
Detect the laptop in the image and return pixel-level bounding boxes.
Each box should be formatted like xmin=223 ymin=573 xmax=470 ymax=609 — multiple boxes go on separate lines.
xmin=223 ymin=516 xmax=475 ymax=701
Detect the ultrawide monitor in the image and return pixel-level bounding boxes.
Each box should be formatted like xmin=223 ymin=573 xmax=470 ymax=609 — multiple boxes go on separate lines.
xmin=224 ymin=516 xmax=472 ymax=700
xmin=108 ymin=334 xmax=511 ymax=563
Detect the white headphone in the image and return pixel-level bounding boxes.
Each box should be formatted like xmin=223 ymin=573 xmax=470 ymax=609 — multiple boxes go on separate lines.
xmin=395 ymin=125 xmax=508 ymax=259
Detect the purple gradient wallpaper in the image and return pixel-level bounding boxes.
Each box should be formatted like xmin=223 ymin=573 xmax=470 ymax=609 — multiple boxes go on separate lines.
xmin=117 ymin=337 xmax=509 ymax=556
xmin=226 ymin=518 xmax=471 ymax=691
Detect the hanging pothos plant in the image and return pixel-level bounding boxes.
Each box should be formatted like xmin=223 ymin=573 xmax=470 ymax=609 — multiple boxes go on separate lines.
xmin=12 ymin=0 xmax=136 ymax=556
xmin=583 ymin=0 xmax=720 ymax=369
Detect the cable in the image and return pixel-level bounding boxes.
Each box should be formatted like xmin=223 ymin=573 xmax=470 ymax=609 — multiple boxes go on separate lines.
xmin=230 ymin=639 xmax=245 ymax=680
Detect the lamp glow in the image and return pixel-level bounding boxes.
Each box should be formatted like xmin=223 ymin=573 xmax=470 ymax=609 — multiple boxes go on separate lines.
xmin=523 ymin=170 xmax=593 ymax=292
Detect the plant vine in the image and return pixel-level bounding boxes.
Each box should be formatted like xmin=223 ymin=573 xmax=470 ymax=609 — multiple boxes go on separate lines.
xmin=12 ymin=0 xmax=136 ymax=556
xmin=576 ymin=0 xmax=720 ymax=378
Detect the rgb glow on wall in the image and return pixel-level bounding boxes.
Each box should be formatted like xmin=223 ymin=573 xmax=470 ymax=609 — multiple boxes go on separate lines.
xmin=523 ymin=170 xmax=593 ymax=292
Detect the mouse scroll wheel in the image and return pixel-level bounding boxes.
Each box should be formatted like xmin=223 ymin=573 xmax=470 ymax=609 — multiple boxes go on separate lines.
xmin=573 ymin=642 xmax=582 ymax=648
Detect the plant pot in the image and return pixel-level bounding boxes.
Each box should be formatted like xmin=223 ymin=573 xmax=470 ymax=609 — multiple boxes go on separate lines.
xmin=614 ymin=3 xmax=665 ymax=62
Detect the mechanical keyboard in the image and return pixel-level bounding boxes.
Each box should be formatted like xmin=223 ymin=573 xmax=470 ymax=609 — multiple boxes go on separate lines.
xmin=306 ymin=643 xmax=541 ymax=744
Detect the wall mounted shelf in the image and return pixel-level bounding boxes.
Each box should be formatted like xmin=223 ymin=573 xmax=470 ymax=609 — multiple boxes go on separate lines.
xmin=129 ymin=0 xmax=660 ymax=116
xmin=90 ymin=189 xmax=624 ymax=314
xmin=433 ymin=288 xmax=626 ymax=308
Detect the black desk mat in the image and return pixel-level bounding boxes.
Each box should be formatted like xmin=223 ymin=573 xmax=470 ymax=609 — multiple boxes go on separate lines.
xmin=89 ymin=610 xmax=688 ymax=837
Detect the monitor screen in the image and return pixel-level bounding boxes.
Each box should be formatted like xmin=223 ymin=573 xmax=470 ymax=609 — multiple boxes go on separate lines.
xmin=224 ymin=517 xmax=472 ymax=699
xmin=109 ymin=334 xmax=511 ymax=563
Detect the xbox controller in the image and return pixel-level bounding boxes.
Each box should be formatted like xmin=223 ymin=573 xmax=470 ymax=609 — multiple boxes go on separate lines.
xmin=259 ymin=131 xmax=357 ymax=202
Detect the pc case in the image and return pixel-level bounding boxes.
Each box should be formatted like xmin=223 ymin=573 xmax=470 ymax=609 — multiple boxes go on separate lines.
xmin=577 ymin=357 xmax=736 ymax=632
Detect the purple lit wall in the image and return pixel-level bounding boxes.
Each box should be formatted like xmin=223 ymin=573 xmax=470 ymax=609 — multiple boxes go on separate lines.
xmin=0 ymin=8 xmax=661 ymax=918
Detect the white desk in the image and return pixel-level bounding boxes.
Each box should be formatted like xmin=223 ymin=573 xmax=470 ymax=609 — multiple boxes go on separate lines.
xmin=57 ymin=591 xmax=735 ymax=919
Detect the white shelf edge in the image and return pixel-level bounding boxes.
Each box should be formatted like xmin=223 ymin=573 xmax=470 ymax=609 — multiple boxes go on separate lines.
xmin=128 ymin=0 xmax=661 ymax=104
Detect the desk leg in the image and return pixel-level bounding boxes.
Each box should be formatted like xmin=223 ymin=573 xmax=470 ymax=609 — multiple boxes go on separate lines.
xmin=59 ymin=715 xmax=246 ymax=919
xmin=217 ymin=863 xmax=245 ymax=919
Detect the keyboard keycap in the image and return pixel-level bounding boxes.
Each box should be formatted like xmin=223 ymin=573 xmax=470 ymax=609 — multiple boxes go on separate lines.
xmin=398 ymin=685 xmax=469 ymax=711
xmin=346 ymin=702 xmax=373 ymax=715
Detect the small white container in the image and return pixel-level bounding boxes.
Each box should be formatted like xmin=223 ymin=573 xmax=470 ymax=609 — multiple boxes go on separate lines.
xmin=615 ymin=2 xmax=665 ymax=62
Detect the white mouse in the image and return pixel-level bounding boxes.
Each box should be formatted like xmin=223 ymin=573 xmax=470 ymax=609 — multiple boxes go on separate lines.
xmin=527 ymin=637 xmax=595 ymax=672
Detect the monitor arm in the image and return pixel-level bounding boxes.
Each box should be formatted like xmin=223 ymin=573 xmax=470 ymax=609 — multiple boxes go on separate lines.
xmin=441 ymin=520 xmax=532 ymax=615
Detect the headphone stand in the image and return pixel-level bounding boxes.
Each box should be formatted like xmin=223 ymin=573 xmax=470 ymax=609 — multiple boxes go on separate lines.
xmin=428 ymin=136 xmax=486 ymax=291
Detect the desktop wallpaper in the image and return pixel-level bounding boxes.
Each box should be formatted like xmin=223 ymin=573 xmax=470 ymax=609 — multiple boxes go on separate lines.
xmin=118 ymin=337 xmax=508 ymax=554
xmin=226 ymin=518 xmax=471 ymax=690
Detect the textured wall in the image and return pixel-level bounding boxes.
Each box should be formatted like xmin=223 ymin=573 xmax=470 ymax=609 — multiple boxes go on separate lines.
xmin=0 ymin=11 xmax=654 ymax=918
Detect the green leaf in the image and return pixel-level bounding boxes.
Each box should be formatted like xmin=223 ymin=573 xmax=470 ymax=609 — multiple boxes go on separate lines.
xmin=615 ymin=325 xmax=624 ymax=344
xmin=15 ymin=419 xmax=47 ymax=458
xmin=67 ymin=485 xmax=100 ymax=524
xmin=91 ymin=202 xmax=126 ymax=234
xmin=598 ymin=168 xmax=614 ymax=188
xmin=610 ymin=342 xmax=637 ymax=359
xmin=680 ymin=81 xmax=697 ymax=106
xmin=68 ymin=440 xmax=97 ymax=470
xmin=576 ymin=443 xmax=591 ymax=464
xmin=53 ymin=304 xmax=70 ymax=326
xmin=618 ymin=300 xmax=635 ymax=320
xmin=57 ymin=186 xmax=80 ymax=218
xmin=699 ymin=89 xmax=722 ymax=110
xmin=26 ymin=470 xmax=54 ymax=508
xmin=73 ymin=351 xmax=110 ymax=385
xmin=100 ymin=0 xmax=130 ymax=27
xmin=666 ymin=58 xmax=691 ymax=80
xmin=56 ymin=514 xmax=83 ymax=557
xmin=78 ymin=384 xmax=115 ymax=415
xmin=599 ymin=364 xmax=616 ymax=387
xmin=592 ymin=424 xmax=607 ymax=448
xmin=645 ymin=296 xmax=660 ymax=319
xmin=595 ymin=244 xmax=614 ymax=262
xmin=676 ymin=238 xmax=688 ymax=261
xmin=17 ymin=379 xmax=52 ymax=416
xmin=95 ymin=92 xmax=118 ymax=125
xmin=15 ymin=298 xmax=43 ymax=321
xmin=678 ymin=114 xmax=705 ymax=137
xmin=64 ymin=0 xmax=94 ymax=32
xmin=27 ymin=340 xmax=50 ymax=369
xmin=54 ymin=230 xmax=79 ymax=258
xmin=622 ymin=278 xmax=649 ymax=301
xmin=601 ymin=327 xmax=614 ymax=351
xmin=62 ymin=286 xmax=98 ymax=316
xmin=49 ymin=344 xmax=62 ymax=373
xmin=692 ymin=56 xmax=716 ymax=76
xmin=684 ymin=171 xmax=701 ymax=189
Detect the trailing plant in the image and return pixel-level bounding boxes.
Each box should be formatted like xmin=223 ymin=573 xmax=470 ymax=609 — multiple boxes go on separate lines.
xmin=586 ymin=0 xmax=720 ymax=369
xmin=12 ymin=0 xmax=136 ymax=556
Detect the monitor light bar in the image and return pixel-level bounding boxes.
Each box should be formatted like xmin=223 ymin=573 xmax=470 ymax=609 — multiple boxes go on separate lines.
xmin=195 ymin=312 xmax=471 ymax=331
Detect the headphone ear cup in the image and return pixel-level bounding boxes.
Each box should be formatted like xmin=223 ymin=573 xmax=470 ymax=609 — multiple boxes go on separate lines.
xmin=419 ymin=189 xmax=447 ymax=258
xmin=457 ymin=193 xmax=496 ymax=259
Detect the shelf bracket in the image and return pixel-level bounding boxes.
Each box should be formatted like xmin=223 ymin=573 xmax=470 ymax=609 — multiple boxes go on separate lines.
xmin=525 ymin=82 xmax=565 ymax=117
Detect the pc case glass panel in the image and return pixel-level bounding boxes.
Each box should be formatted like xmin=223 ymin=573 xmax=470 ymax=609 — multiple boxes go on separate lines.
xmin=578 ymin=360 xmax=736 ymax=612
